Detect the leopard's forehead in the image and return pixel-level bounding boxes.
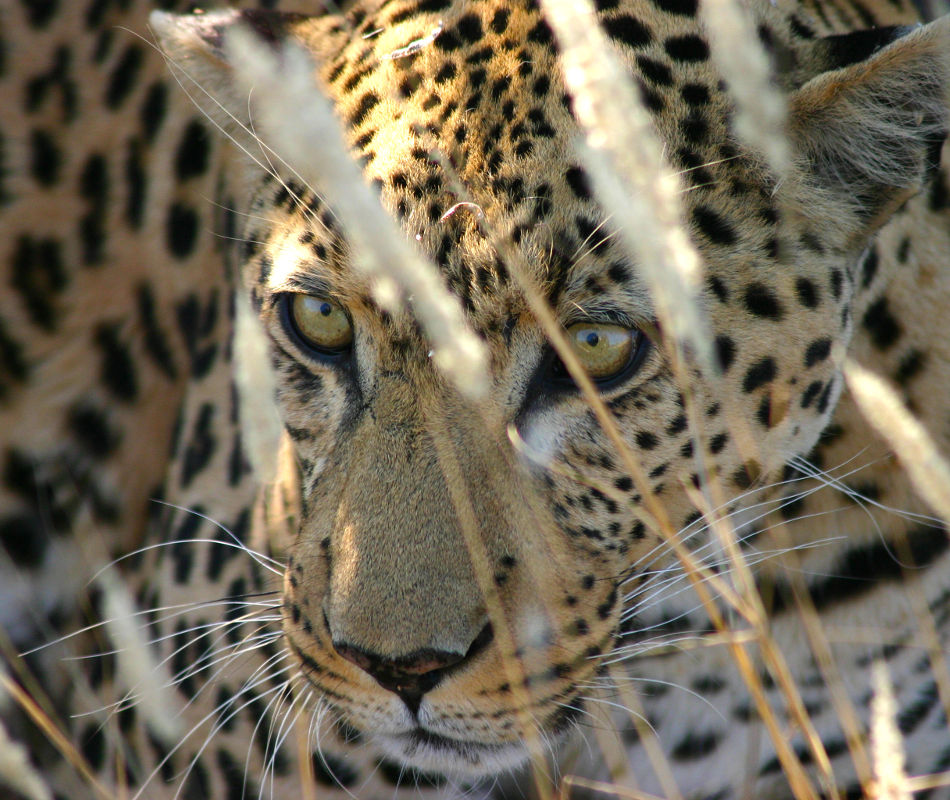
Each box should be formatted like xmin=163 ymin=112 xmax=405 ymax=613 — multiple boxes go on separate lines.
xmin=263 ymin=0 xmax=799 ymax=330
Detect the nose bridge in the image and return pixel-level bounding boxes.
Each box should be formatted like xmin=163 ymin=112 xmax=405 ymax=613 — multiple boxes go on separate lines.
xmin=323 ymin=376 xmax=490 ymax=659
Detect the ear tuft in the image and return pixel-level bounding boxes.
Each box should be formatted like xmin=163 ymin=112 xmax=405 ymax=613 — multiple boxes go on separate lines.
xmin=788 ymin=17 xmax=950 ymax=233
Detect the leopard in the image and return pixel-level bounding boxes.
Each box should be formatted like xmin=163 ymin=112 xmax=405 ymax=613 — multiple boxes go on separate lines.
xmin=1 ymin=0 xmax=950 ymax=798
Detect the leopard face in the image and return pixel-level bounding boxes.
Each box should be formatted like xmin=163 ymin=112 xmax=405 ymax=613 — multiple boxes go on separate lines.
xmin=154 ymin=0 xmax=949 ymax=780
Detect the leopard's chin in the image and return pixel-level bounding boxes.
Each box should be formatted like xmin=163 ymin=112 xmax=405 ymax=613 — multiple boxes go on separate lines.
xmin=374 ymin=727 xmax=531 ymax=778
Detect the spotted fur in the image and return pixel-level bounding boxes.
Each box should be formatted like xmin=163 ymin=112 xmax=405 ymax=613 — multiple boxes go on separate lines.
xmin=1 ymin=0 xmax=949 ymax=798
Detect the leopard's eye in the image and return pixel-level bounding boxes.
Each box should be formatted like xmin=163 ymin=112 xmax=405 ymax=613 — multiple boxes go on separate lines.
xmin=565 ymin=322 xmax=639 ymax=382
xmin=285 ymin=293 xmax=353 ymax=355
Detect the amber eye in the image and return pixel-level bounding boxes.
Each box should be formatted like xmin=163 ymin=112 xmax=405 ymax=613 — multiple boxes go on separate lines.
xmin=565 ymin=322 xmax=639 ymax=381
xmin=286 ymin=294 xmax=353 ymax=355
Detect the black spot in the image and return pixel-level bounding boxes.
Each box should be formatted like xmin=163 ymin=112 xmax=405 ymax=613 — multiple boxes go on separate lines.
xmin=565 ymin=166 xmax=591 ymax=200
xmin=862 ymin=297 xmax=901 ymax=350
xmin=666 ymin=414 xmax=687 ymax=435
xmin=348 ymin=92 xmax=380 ymax=127
xmin=603 ymin=14 xmax=653 ymax=48
xmin=756 ymin=395 xmax=773 ymax=428
xmin=636 ymin=55 xmax=673 ymax=86
xmin=125 ymin=139 xmax=147 ymax=229
xmin=490 ymin=8 xmax=509 ymax=33
xmin=672 ymin=730 xmax=722 ymax=760
xmin=24 ymin=0 xmax=59 ymax=27
xmin=527 ymin=20 xmax=554 ymax=45
xmin=692 ymin=206 xmax=736 ymax=245
xmin=680 ymin=82 xmax=710 ymax=106
xmin=137 ymin=284 xmax=177 ymax=379
xmin=707 ymin=275 xmax=728 ymax=303
xmin=636 ymin=431 xmax=658 ymax=450
xmin=607 ymin=262 xmax=627 ymax=284
xmin=78 ymin=154 xmax=108 ymax=265
xmin=896 ymin=237 xmax=911 ymax=264
xmin=68 ymin=402 xmax=119 ymax=459
xmin=816 ymin=380 xmax=835 ymax=414
xmin=80 ymin=723 xmax=106 ymax=771
xmin=800 ymin=380 xmax=823 ymax=409
xmin=455 ymin=13 xmax=483 ymax=42
xmin=491 ymin=74 xmax=512 ymax=100
xmin=804 ymin=338 xmax=831 ymax=368
xmin=434 ymin=62 xmax=457 ymax=84
xmin=929 ymin=169 xmax=950 ymax=211
xmin=0 ymin=316 xmax=29 ymax=397
xmin=105 ymin=44 xmax=144 ymax=109
xmin=218 ymin=748 xmax=259 ymax=800
xmin=175 ymin=120 xmax=210 ymax=181
xmin=532 ymin=75 xmax=550 ymax=97
xmin=714 ymin=335 xmax=735 ymax=371
xmin=860 ymin=246 xmax=879 ymax=288
xmin=11 ymin=236 xmax=67 ymax=331
xmin=894 ymin=348 xmax=925 ymax=385
xmin=710 ymin=432 xmax=728 ymax=454
xmin=743 ymin=282 xmax=783 ymax=319
xmin=94 ymin=323 xmax=138 ymax=401
xmin=181 ymin=403 xmax=216 ymax=489
xmin=830 ymin=268 xmax=843 ymax=299
xmin=652 ymin=0 xmax=698 ymax=14
xmin=312 ymin=752 xmax=359 ymax=788
xmin=681 ymin=112 xmax=709 ymax=145
xmin=167 ymin=203 xmax=200 ymax=259
xmin=30 ymin=129 xmax=61 ymax=186
xmin=897 ymin=682 xmax=938 ymax=735
xmin=795 ymin=277 xmax=819 ymax=309
xmin=0 ymin=513 xmax=47 ymax=567
xmin=637 ymin=81 xmax=665 ymax=112
xmin=789 ymin=15 xmax=816 ymax=39
xmin=732 ymin=460 xmax=761 ymax=489
xmin=664 ymin=34 xmax=709 ymax=63
xmin=434 ymin=30 xmax=463 ymax=52
xmin=615 ymin=476 xmax=634 ymax=492
xmin=742 ymin=357 xmax=776 ymax=393
xmin=141 ymin=82 xmax=169 ymax=141
xmin=800 ymin=231 xmax=823 ymax=253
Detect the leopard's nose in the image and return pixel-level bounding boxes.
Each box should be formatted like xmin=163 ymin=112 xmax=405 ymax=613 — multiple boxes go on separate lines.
xmin=332 ymin=622 xmax=494 ymax=716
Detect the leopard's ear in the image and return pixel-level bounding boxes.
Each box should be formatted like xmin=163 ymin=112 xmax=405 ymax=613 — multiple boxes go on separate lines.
xmin=149 ymin=10 xmax=334 ymax=148
xmin=786 ymin=16 xmax=950 ymax=241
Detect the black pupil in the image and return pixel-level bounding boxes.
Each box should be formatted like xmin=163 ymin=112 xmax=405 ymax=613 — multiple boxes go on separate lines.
xmin=585 ymin=331 xmax=599 ymax=347
xmin=319 ymin=302 xmax=332 ymax=316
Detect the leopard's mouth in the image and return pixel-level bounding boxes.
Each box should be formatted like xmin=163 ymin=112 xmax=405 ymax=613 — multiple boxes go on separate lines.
xmin=375 ymin=699 xmax=587 ymax=778
xmin=376 ymin=726 xmax=530 ymax=777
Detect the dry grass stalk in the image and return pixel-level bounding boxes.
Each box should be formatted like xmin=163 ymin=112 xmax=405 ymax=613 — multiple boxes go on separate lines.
xmin=0 ymin=669 xmax=113 ymax=800
xmin=870 ymin=662 xmax=911 ymax=800
xmin=521 ymin=25 xmax=824 ymax=784
xmin=700 ymin=0 xmax=790 ymax=181
xmin=539 ymin=0 xmax=713 ymax=376
xmin=843 ymin=360 xmax=950 ymax=525
xmin=563 ymin=774 xmax=671 ymax=800
xmin=99 ymin=571 xmax=182 ymax=745
xmin=426 ymin=417 xmax=555 ymax=800
xmin=224 ymin=28 xmax=488 ymax=399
